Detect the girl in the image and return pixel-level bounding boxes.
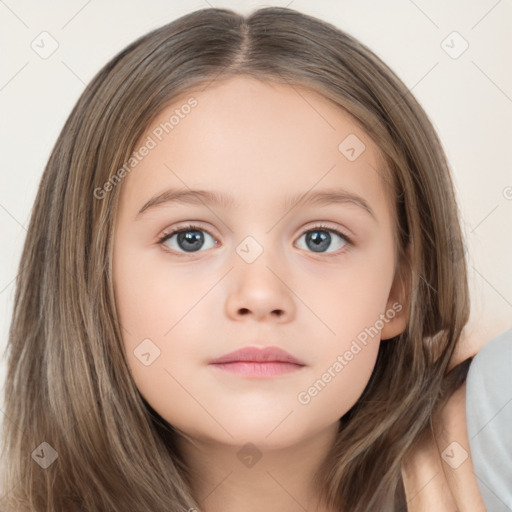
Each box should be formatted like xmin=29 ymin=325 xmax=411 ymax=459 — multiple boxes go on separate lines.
xmin=1 ymin=6 xmax=487 ymax=511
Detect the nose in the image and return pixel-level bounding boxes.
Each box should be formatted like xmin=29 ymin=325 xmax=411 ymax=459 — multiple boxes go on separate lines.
xmin=225 ymin=259 xmax=296 ymax=323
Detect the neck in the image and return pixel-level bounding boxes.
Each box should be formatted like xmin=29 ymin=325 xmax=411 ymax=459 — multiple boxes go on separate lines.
xmin=176 ymin=422 xmax=339 ymax=512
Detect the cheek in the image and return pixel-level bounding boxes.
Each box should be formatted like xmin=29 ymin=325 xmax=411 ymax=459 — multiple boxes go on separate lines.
xmin=112 ymin=245 xmax=215 ymax=393
xmin=304 ymin=325 xmax=381 ymax=416
xmin=112 ymin=246 xmax=195 ymax=421
xmin=301 ymin=302 xmax=384 ymax=420
xmin=294 ymin=257 xmax=393 ymax=415
xmin=310 ymin=263 xmax=393 ymax=343
xmin=112 ymin=234 xmax=170 ymax=376
xmin=113 ymin=243 xmax=202 ymax=339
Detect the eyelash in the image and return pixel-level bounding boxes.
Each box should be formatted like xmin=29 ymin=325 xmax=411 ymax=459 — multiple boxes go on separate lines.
xmin=157 ymin=222 xmax=353 ymax=257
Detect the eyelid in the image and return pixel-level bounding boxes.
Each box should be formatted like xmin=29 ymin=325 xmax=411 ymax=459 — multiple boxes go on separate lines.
xmin=157 ymin=222 xmax=352 ymax=242
xmin=301 ymin=221 xmax=353 ymax=242
xmin=156 ymin=222 xmax=216 ymax=244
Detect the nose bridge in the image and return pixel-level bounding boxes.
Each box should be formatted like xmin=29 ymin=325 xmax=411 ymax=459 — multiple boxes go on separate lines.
xmin=230 ymin=198 xmax=285 ymax=261
xmin=233 ymin=221 xmax=292 ymax=279
xmin=235 ymin=232 xmax=269 ymax=266
xmin=224 ymin=199 xmax=298 ymax=277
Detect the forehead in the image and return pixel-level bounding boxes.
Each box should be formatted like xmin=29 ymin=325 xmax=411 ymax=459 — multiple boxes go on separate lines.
xmin=119 ymin=75 xmax=392 ymax=220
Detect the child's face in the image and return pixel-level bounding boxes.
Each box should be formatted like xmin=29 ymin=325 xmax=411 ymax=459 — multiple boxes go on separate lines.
xmin=112 ymin=76 xmax=405 ymax=448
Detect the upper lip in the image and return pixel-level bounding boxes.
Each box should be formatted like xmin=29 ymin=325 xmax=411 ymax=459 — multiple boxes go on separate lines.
xmin=209 ymin=346 xmax=305 ymax=366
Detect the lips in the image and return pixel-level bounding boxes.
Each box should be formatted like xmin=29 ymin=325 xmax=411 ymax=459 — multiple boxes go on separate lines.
xmin=209 ymin=346 xmax=305 ymax=366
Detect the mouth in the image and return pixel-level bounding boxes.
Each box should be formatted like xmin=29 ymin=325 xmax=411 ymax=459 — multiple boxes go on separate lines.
xmin=210 ymin=361 xmax=304 ymax=377
xmin=208 ymin=346 xmax=305 ymax=378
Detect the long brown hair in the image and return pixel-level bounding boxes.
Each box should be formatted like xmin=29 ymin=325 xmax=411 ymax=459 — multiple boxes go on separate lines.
xmin=1 ymin=6 xmax=471 ymax=511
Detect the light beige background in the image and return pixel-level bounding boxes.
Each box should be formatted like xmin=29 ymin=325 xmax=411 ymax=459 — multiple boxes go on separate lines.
xmin=1 ymin=0 xmax=511 ymax=416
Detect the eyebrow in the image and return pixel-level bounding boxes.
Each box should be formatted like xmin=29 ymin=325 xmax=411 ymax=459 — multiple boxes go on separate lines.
xmin=135 ymin=187 xmax=376 ymax=221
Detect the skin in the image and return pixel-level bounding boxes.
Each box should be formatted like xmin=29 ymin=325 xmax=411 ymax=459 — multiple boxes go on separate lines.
xmin=402 ymin=381 xmax=486 ymax=511
xmin=112 ymin=75 xmax=410 ymax=511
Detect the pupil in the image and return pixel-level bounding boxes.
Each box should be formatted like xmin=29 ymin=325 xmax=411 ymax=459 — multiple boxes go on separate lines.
xmin=178 ymin=230 xmax=204 ymax=252
xmin=307 ymin=230 xmax=330 ymax=252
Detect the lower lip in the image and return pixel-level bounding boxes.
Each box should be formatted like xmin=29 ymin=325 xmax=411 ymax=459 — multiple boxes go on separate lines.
xmin=209 ymin=361 xmax=304 ymax=377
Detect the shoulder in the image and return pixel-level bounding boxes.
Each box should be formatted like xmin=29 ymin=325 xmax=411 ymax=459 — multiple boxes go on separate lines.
xmin=466 ymin=328 xmax=512 ymax=438
xmin=466 ymin=327 xmax=512 ymax=387
xmin=465 ymin=328 xmax=512 ymax=511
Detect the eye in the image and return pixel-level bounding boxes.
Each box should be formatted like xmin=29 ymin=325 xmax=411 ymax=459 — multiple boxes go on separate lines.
xmin=157 ymin=224 xmax=217 ymax=255
xmin=157 ymin=223 xmax=352 ymax=256
xmin=296 ymin=224 xmax=352 ymax=254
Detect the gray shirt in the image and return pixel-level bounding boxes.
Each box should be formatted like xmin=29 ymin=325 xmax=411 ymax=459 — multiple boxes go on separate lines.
xmin=466 ymin=328 xmax=512 ymax=511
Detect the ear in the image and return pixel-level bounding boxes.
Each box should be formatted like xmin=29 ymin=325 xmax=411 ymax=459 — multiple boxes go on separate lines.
xmin=381 ymin=257 xmax=410 ymax=341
